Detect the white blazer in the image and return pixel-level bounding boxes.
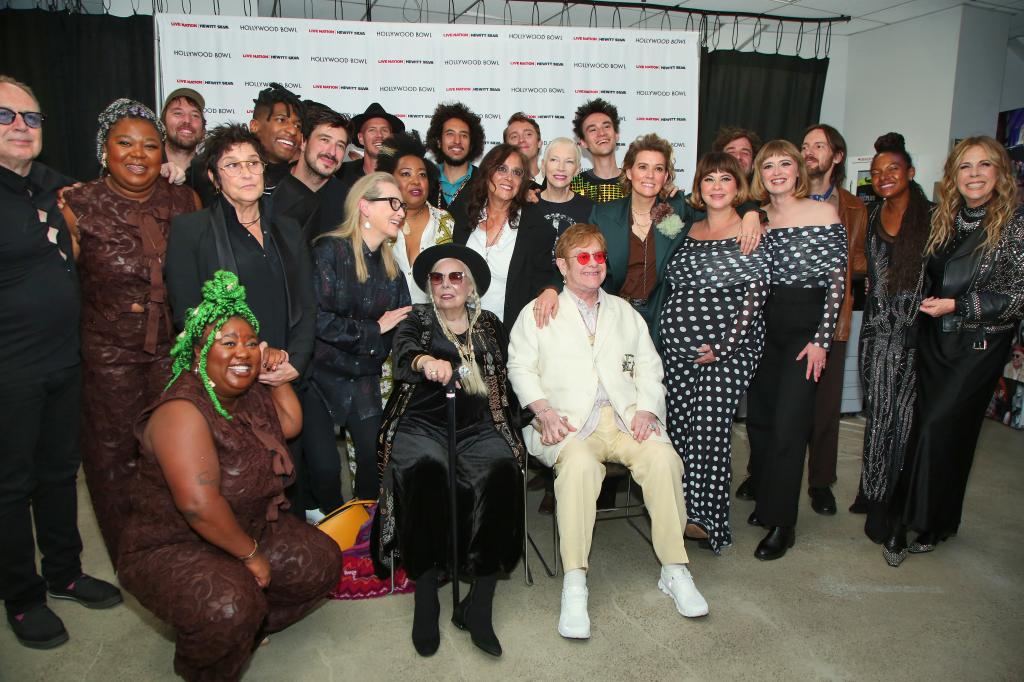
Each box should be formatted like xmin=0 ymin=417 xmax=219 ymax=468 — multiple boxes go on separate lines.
xmin=507 ymin=288 xmax=669 ymax=467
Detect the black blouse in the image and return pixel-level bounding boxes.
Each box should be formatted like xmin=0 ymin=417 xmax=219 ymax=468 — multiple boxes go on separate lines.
xmin=765 ymin=223 xmax=847 ymax=350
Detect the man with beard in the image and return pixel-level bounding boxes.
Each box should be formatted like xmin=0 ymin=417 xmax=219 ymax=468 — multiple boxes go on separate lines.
xmin=504 ymin=112 xmax=543 ymax=190
xmin=425 ymin=102 xmax=485 ymax=216
xmin=249 ymin=83 xmax=303 ymax=195
xmin=160 ymin=88 xmax=215 ymax=205
xmin=797 ymin=123 xmax=867 ymax=515
xmin=336 ymin=102 xmax=403 ymax=206
xmin=711 ymin=126 xmax=761 ymax=182
xmin=271 ymin=102 xmax=350 ymax=243
xmin=569 ymin=99 xmax=623 ymax=203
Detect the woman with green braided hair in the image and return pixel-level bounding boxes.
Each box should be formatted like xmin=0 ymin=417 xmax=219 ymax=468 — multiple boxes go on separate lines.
xmin=116 ymin=271 xmax=341 ymax=682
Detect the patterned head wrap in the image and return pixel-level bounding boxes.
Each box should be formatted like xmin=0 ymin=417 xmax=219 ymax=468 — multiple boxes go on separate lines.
xmin=95 ymin=98 xmax=166 ymax=164
xmin=166 ymin=271 xmax=261 ymax=420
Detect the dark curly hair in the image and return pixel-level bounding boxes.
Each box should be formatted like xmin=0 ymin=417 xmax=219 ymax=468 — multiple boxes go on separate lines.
xmin=200 ymin=123 xmax=267 ymax=186
xmin=426 ymin=102 xmax=485 ymax=165
xmin=711 ymin=126 xmax=762 ymax=158
xmin=252 ymin=82 xmax=302 ymax=122
xmin=300 ymin=100 xmax=350 ymax=141
xmin=375 ymin=130 xmax=440 ymax=205
xmin=872 ymin=132 xmax=932 ymax=293
xmin=572 ymin=98 xmax=620 ymax=140
xmin=465 ymin=144 xmax=530 ymax=229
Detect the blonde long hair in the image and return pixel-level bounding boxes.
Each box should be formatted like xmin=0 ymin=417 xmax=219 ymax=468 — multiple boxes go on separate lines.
xmin=926 ymin=136 xmax=1018 ymax=256
xmin=316 ymin=172 xmax=401 ymax=283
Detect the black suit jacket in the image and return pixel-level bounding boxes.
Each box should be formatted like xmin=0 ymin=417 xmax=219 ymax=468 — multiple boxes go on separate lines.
xmin=452 ymin=208 xmax=559 ymax=332
xmin=165 ymin=199 xmax=316 ymax=377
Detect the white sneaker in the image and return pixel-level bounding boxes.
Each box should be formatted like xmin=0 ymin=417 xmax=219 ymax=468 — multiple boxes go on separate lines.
xmin=558 ymin=585 xmax=591 ymax=639
xmin=658 ymin=565 xmax=709 ymax=618
xmin=305 ymin=508 xmax=327 ymax=525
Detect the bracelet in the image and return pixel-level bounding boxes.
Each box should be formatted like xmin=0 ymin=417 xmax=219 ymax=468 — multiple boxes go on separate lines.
xmin=534 ymin=406 xmax=553 ymax=419
xmin=238 ymin=537 xmax=258 ymax=561
xmin=412 ymin=355 xmax=426 ymax=372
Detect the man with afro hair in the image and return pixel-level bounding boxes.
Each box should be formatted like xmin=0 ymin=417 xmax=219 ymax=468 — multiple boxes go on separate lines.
xmin=425 ymin=102 xmax=485 ymax=214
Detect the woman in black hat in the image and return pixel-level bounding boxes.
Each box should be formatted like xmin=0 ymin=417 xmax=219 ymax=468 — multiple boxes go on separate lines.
xmin=372 ymin=243 xmax=525 ymax=659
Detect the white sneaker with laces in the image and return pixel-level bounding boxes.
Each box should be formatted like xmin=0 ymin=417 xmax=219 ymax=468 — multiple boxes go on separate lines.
xmin=658 ymin=565 xmax=709 ymax=618
xmin=558 ymin=585 xmax=591 ymax=639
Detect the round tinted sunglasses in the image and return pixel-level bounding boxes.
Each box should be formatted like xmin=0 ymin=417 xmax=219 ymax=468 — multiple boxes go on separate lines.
xmin=428 ymin=271 xmax=466 ymax=285
xmin=0 ymin=107 xmax=45 ymax=129
xmin=568 ymin=251 xmax=607 ymax=265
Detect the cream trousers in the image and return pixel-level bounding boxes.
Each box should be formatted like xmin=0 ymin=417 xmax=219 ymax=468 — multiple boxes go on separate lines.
xmin=553 ymin=407 xmax=688 ymax=571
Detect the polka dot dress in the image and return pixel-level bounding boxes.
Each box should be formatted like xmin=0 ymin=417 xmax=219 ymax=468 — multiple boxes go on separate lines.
xmin=765 ymin=224 xmax=848 ymax=349
xmin=660 ymin=238 xmax=771 ymax=553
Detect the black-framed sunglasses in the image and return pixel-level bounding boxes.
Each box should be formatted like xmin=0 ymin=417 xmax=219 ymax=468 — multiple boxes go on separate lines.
xmin=368 ymin=196 xmax=408 ymax=212
xmin=0 ymin=107 xmax=45 ymax=129
xmin=428 ymin=271 xmax=466 ymax=285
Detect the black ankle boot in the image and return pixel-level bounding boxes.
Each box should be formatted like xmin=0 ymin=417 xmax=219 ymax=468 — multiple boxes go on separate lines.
xmin=754 ymin=526 xmax=795 ymax=561
xmin=412 ymin=569 xmax=440 ymax=656
xmin=882 ymin=528 xmax=908 ymax=567
xmin=465 ymin=575 xmax=501 ymax=657
xmin=864 ymin=502 xmax=889 ymax=544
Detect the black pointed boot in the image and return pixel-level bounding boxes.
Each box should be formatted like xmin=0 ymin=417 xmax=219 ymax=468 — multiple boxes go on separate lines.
xmin=412 ymin=568 xmax=440 ymax=656
xmin=466 ymin=575 xmax=501 ymax=657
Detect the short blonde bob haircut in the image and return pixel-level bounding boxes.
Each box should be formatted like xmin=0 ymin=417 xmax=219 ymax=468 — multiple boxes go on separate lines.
xmin=749 ymin=139 xmax=809 ymax=202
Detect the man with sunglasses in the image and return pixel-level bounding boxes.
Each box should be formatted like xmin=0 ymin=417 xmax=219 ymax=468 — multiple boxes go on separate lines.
xmin=0 ymin=75 xmax=122 ymax=650
xmin=508 ymin=223 xmax=708 ymax=641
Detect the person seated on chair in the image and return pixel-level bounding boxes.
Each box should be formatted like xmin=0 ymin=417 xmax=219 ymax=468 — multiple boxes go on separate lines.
xmin=371 ymin=243 xmax=525 ymax=658
xmin=507 ymin=222 xmax=709 ymax=640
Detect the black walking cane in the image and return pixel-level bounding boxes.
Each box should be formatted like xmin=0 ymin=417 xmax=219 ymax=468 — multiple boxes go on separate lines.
xmin=445 ymin=375 xmax=460 ymax=611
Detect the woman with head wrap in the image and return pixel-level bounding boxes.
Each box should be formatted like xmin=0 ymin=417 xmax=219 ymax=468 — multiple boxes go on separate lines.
xmin=60 ymin=98 xmax=201 ymax=561
xmin=372 ymin=244 xmax=524 ymax=658
xmin=117 ymin=271 xmax=342 ymax=682
xmin=375 ymin=131 xmax=455 ymax=304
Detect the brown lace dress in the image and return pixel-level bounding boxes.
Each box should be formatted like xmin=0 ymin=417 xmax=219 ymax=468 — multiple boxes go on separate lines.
xmin=64 ymin=178 xmax=195 ymax=560
xmin=118 ymin=372 xmax=342 ymax=682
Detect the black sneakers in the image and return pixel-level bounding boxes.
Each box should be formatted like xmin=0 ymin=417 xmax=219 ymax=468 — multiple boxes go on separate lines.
xmin=7 ymin=604 xmax=69 ymax=650
xmin=47 ymin=574 xmax=123 ymax=609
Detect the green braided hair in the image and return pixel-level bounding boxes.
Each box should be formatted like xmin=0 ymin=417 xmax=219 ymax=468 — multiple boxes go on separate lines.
xmin=166 ymin=270 xmax=261 ymax=420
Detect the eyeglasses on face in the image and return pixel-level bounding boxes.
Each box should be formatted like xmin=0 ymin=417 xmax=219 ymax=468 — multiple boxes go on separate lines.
xmin=218 ymin=160 xmax=265 ymax=177
xmin=369 ymin=196 xmax=408 ymax=212
xmin=570 ymin=251 xmax=608 ymax=265
xmin=494 ymin=164 xmax=525 ymax=178
xmin=0 ymin=107 xmax=45 ymax=129
xmin=428 ymin=271 xmax=466 ymax=285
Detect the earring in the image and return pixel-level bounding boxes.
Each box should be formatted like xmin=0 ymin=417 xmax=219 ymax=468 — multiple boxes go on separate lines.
xmin=363 ymin=220 xmax=371 ymax=230
xmin=100 ymin=153 xmax=108 ymax=169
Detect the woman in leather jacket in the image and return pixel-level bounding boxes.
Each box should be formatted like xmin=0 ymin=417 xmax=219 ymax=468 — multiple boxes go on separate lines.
xmin=882 ymin=136 xmax=1024 ymax=567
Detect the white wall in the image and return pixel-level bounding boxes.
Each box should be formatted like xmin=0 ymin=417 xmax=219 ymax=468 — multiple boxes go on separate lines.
xmin=843 ymin=7 xmax=966 ymax=197
xmin=950 ymin=5 xmax=1009 ymax=141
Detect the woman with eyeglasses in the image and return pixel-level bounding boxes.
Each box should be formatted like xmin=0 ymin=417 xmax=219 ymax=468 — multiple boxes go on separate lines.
xmin=59 ymin=99 xmax=200 ymax=561
xmin=659 ymin=152 xmax=770 ymax=554
xmin=303 ymin=172 xmax=412 ymax=506
xmin=452 ymin=143 xmax=559 ymax=331
xmin=372 ymin=243 xmax=524 ymax=658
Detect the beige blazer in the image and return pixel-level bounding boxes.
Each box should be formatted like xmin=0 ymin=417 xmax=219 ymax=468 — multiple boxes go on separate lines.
xmin=507 ymin=288 xmax=669 ymax=467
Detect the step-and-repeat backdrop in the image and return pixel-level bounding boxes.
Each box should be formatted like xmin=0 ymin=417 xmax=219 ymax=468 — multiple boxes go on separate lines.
xmin=155 ymin=15 xmax=699 ymax=186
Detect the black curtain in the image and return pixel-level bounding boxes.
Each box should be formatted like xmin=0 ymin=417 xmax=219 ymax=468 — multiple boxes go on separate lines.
xmin=698 ymin=49 xmax=829 ymax=155
xmin=0 ymin=9 xmax=156 ymax=181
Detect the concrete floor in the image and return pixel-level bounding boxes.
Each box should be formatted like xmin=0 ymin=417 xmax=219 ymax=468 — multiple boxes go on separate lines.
xmin=3 ymin=416 xmax=1023 ymax=681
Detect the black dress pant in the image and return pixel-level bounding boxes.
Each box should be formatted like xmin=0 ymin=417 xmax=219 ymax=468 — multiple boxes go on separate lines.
xmin=301 ymin=387 xmax=382 ymax=508
xmin=0 ymin=365 xmax=84 ymax=614
xmin=807 ymin=340 xmax=846 ymax=488
xmin=747 ymin=287 xmax=826 ymax=528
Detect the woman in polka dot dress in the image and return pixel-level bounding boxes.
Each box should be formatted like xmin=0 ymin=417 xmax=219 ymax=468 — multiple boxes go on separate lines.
xmin=744 ymin=140 xmax=847 ymax=561
xmin=661 ymin=153 xmax=770 ymax=554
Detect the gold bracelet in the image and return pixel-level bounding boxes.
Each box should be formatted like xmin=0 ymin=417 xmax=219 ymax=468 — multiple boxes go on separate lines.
xmin=238 ymin=537 xmax=258 ymax=561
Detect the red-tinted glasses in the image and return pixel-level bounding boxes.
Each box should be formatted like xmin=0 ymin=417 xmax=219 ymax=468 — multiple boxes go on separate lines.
xmin=428 ymin=271 xmax=466 ymax=285
xmin=571 ymin=251 xmax=608 ymax=265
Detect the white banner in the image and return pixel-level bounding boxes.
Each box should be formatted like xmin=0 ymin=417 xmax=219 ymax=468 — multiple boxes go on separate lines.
xmin=155 ymin=15 xmax=699 ymax=187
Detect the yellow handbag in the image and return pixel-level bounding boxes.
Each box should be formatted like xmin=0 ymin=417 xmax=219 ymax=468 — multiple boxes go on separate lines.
xmin=316 ymin=499 xmax=374 ymax=552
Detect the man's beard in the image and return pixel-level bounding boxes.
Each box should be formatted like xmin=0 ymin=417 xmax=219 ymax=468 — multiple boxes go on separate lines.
xmin=438 ymin=149 xmax=469 ymax=168
xmin=305 ymin=151 xmax=337 ymax=180
xmin=806 ymin=158 xmax=832 ymax=180
xmin=167 ymin=129 xmax=200 ymax=153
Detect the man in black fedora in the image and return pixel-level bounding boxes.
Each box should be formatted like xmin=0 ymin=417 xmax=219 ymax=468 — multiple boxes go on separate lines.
xmin=336 ymin=102 xmax=405 ymax=207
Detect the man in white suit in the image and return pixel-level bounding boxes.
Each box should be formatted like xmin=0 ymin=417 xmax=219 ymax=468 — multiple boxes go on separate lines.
xmin=508 ymin=223 xmax=708 ymax=640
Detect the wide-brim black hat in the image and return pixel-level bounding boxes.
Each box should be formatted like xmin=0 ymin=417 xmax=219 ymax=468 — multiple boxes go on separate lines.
xmin=413 ymin=244 xmax=491 ymax=296
xmin=350 ymin=102 xmax=405 ymax=148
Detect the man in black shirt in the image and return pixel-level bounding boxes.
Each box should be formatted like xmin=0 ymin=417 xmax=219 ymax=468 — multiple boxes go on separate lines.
xmin=0 ymin=75 xmax=121 ymax=650
xmin=271 ymin=102 xmax=350 ymax=243
xmin=336 ymin=102 xmax=404 ymax=207
xmin=249 ymin=83 xmax=303 ymax=194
